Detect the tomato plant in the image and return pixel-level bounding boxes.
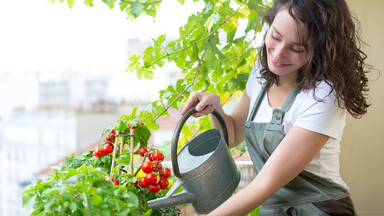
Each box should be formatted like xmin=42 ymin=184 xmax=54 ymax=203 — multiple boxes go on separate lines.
xmin=21 ymin=118 xmax=179 ymax=216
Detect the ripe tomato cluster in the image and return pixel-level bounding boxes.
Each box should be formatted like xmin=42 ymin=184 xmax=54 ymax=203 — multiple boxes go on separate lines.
xmin=128 ymin=122 xmax=144 ymax=130
xmin=138 ymin=147 xmax=171 ymax=193
xmin=92 ymin=129 xmax=116 ymax=158
xmin=104 ymin=176 xmax=119 ymax=186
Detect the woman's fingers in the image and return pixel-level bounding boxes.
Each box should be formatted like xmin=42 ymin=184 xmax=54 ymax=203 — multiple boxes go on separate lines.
xmin=180 ymin=92 xmax=217 ymax=116
xmin=180 ymin=92 xmax=201 ymax=115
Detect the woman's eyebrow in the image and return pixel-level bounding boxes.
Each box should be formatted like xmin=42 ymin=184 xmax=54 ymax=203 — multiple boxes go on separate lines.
xmin=272 ymin=26 xmax=305 ymax=47
xmin=272 ymin=26 xmax=283 ymax=37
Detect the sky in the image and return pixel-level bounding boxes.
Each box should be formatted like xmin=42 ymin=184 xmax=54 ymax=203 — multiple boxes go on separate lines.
xmin=0 ymin=0 xmax=203 ymax=75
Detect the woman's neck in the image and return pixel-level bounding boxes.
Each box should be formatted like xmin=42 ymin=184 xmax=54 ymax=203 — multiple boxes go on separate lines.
xmin=267 ymin=73 xmax=298 ymax=108
xmin=276 ymin=72 xmax=298 ymax=90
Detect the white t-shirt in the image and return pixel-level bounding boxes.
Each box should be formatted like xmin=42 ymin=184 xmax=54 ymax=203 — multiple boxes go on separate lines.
xmin=245 ymin=63 xmax=349 ymax=190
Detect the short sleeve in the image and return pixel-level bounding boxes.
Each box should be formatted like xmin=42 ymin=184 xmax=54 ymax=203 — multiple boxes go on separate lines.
xmin=293 ymin=83 xmax=346 ymax=140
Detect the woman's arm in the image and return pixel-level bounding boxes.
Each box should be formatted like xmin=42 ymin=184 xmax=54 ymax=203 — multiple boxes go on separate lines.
xmin=208 ymin=126 xmax=329 ymax=216
xmin=180 ymin=92 xmax=251 ymax=148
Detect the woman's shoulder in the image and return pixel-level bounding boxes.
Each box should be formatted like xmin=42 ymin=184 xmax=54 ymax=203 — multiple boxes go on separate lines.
xmin=300 ymin=81 xmax=336 ymax=101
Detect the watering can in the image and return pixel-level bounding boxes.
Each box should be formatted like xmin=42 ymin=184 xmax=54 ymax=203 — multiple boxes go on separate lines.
xmin=147 ymin=107 xmax=241 ymax=214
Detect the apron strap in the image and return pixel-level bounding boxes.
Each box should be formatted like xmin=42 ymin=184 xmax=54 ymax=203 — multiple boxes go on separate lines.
xmin=271 ymin=84 xmax=300 ymax=124
xmin=248 ymin=83 xmax=266 ymax=122
xmin=248 ymin=84 xmax=300 ymax=124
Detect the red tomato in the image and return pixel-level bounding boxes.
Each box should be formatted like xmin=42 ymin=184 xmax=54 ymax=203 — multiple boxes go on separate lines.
xmin=152 ymin=152 xmax=164 ymax=162
xmin=105 ymin=176 xmax=111 ymax=182
xmin=102 ymin=143 xmax=113 ymax=155
xmin=131 ymin=180 xmax=138 ymax=187
xmin=105 ymin=134 xmax=113 ymax=142
xmin=148 ymin=183 xmax=161 ymax=193
xmin=159 ymin=167 xmax=171 ymax=179
xmin=153 ymin=162 xmax=162 ymax=171
xmin=142 ymin=161 xmax=153 ymax=174
xmin=139 ymin=177 xmax=148 ymax=188
xmin=144 ymin=173 xmax=157 ymax=186
xmin=107 ymin=143 xmax=114 ymax=150
xmin=110 ymin=129 xmax=115 ymax=135
xmin=112 ymin=179 xmax=119 ymax=186
xmin=93 ymin=147 xmax=104 ymax=158
xmin=148 ymin=153 xmax=154 ymax=161
xmin=159 ymin=178 xmax=169 ymax=190
xmin=138 ymin=147 xmax=148 ymax=157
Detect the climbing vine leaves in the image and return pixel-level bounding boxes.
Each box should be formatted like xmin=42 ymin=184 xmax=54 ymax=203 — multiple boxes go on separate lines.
xmin=51 ymin=0 xmax=270 ymax=148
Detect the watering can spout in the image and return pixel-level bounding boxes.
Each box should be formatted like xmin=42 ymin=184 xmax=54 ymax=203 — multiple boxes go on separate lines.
xmin=147 ymin=191 xmax=196 ymax=210
xmin=148 ymin=179 xmax=196 ymax=209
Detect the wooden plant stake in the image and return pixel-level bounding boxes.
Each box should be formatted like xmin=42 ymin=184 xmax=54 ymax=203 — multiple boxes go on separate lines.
xmin=120 ymin=130 xmax=125 ymax=155
xmin=110 ymin=130 xmax=120 ymax=176
xmin=130 ymin=128 xmax=134 ymax=175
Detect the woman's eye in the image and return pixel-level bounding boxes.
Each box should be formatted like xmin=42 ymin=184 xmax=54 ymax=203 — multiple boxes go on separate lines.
xmin=290 ymin=47 xmax=304 ymax=53
xmin=271 ymin=33 xmax=280 ymax=41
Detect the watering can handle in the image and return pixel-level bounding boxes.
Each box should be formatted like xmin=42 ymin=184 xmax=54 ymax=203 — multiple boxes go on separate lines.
xmin=171 ymin=107 xmax=229 ymax=178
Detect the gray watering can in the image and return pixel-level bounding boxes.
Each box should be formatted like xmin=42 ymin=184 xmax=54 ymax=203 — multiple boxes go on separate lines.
xmin=147 ymin=107 xmax=241 ymax=214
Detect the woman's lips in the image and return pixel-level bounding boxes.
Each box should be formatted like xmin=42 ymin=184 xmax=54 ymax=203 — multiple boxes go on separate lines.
xmin=271 ymin=56 xmax=290 ymax=68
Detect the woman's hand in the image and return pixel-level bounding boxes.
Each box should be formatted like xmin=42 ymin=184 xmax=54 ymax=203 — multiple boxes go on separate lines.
xmin=180 ymin=92 xmax=221 ymax=117
xmin=180 ymin=91 xmax=251 ymax=148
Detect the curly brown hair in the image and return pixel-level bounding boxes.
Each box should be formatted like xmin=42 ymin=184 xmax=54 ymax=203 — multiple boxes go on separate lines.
xmin=258 ymin=0 xmax=371 ymax=118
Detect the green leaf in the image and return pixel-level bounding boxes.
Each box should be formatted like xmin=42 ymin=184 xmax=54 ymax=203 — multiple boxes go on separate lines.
xmin=102 ymin=0 xmax=116 ymax=9
xmin=93 ymin=180 xmax=113 ymax=188
xmin=152 ymin=106 xmax=158 ymax=115
xmin=116 ymin=153 xmax=130 ymax=165
xmin=66 ymin=0 xmax=75 ymax=8
xmin=69 ymin=202 xmax=77 ymax=211
xmin=204 ymin=12 xmax=221 ymax=32
xmin=119 ymin=1 xmax=129 ymax=12
xmin=130 ymin=1 xmax=143 ymax=18
xmin=84 ymin=0 xmax=94 ymax=7
xmin=142 ymin=68 xmax=154 ymax=79
xmin=162 ymin=91 xmax=173 ymax=99
xmin=22 ymin=193 xmax=37 ymax=208
xmin=42 ymin=188 xmax=61 ymax=196
xmin=120 ymin=191 xmax=138 ymax=205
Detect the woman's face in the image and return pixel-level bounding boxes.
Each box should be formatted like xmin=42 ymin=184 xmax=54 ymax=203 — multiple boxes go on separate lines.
xmin=265 ymin=8 xmax=308 ymax=79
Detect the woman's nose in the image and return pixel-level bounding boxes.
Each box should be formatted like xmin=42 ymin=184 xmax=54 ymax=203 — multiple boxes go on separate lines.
xmin=273 ymin=44 xmax=287 ymax=60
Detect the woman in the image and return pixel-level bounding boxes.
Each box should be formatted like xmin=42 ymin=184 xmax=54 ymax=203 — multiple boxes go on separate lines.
xmin=180 ymin=0 xmax=370 ymax=215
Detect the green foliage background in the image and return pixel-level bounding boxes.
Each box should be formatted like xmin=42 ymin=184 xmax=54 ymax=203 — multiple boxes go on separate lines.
xmin=50 ymin=0 xmax=271 ymax=133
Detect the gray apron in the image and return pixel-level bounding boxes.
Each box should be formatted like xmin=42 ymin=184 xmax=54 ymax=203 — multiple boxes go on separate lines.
xmin=244 ymin=85 xmax=355 ymax=216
